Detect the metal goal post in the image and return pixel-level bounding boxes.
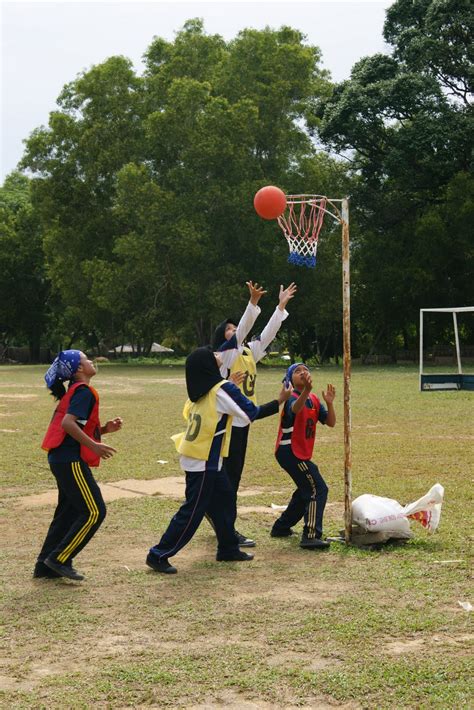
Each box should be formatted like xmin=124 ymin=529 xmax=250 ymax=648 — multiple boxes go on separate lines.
xmin=419 ymin=307 xmax=474 ymax=391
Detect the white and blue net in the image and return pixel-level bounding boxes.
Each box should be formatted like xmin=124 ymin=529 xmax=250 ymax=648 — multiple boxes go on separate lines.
xmin=277 ymin=196 xmax=328 ymax=269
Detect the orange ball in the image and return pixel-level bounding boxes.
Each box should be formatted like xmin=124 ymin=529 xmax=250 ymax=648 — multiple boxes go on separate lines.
xmin=254 ymin=185 xmax=287 ymax=220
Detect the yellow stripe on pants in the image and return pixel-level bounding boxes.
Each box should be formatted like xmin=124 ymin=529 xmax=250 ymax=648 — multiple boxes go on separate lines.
xmin=305 ymin=472 xmax=317 ymax=537
xmin=57 ymin=462 xmax=98 ymax=563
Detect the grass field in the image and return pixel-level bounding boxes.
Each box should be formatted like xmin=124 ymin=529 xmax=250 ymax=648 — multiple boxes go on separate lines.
xmin=1 ymin=363 xmax=473 ymax=709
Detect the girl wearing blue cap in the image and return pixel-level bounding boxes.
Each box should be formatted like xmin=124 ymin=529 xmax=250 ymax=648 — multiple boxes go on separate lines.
xmin=271 ymin=363 xmax=336 ymax=549
xmin=34 ymin=350 xmax=122 ymax=581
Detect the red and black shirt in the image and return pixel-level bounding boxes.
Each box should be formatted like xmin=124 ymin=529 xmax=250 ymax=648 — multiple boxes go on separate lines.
xmin=42 ymin=383 xmax=101 ymax=466
xmin=275 ymin=391 xmax=328 ymax=460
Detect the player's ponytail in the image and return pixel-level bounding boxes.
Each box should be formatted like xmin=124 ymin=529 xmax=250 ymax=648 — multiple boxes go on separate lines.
xmin=50 ymin=380 xmax=66 ymax=400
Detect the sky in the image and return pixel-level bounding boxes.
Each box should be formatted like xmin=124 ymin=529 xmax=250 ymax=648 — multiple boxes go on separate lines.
xmin=0 ymin=0 xmax=393 ymax=182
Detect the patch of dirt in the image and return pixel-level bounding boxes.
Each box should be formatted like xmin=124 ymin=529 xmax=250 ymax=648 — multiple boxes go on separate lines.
xmin=194 ymin=689 xmax=356 ymax=709
xmin=98 ymin=387 xmax=143 ymax=395
xmin=383 ymin=633 xmax=474 ymax=655
xmin=324 ymin=502 xmax=345 ymax=521
xmin=152 ymin=377 xmax=186 ymax=385
xmin=266 ymin=650 xmax=337 ymax=672
xmin=239 ymin=488 xmax=266 ymax=498
xmin=232 ymin=579 xmax=349 ymax=605
xmin=12 ymin=477 xmax=186 ymax=509
xmin=0 ymin=383 xmax=43 ymax=389
xmin=239 ymin=505 xmax=278 ymax=515
xmin=14 ymin=483 xmax=144 ymax=509
xmin=353 ymin=424 xmax=383 ymax=429
xmin=0 ymin=394 xmax=37 ymax=400
xmin=422 ymin=435 xmax=474 ymax=440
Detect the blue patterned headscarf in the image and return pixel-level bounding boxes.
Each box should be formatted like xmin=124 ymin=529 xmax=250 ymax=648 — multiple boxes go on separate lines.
xmin=283 ymin=362 xmax=308 ymax=387
xmin=44 ymin=350 xmax=82 ymax=390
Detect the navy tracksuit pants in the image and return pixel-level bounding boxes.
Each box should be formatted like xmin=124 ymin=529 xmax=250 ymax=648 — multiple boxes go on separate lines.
xmin=272 ymin=447 xmax=328 ymax=539
xmin=149 ymin=467 xmax=240 ymax=561
xmin=223 ymin=425 xmax=250 ymax=495
xmin=37 ymin=460 xmax=107 ymax=565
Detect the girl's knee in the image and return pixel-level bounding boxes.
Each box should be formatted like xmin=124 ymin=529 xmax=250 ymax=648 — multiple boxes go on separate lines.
xmin=318 ymin=482 xmax=329 ymax=500
xmin=96 ymin=503 xmax=107 ymax=526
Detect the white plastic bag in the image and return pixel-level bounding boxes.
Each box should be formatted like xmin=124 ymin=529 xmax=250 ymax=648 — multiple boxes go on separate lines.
xmin=403 ymin=483 xmax=444 ymax=532
xmin=352 ymin=483 xmax=444 ymax=535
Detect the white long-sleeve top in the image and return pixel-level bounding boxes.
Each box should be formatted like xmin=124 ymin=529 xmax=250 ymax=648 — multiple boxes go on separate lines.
xmin=246 ymin=305 xmax=288 ymax=364
xmin=218 ymin=301 xmax=261 ymax=376
xmin=231 ymin=305 xmax=288 ymax=428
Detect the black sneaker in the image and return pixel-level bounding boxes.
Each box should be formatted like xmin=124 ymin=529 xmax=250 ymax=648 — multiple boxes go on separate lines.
xmin=44 ymin=557 xmax=85 ymax=580
xmin=216 ymin=550 xmax=254 ymax=562
xmin=236 ymin=531 xmax=256 ymax=548
xmin=146 ymin=553 xmax=177 ymax=574
xmin=33 ymin=561 xmax=62 ymax=578
xmin=300 ymin=536 xmax=330 ymax=550
xmin=270 ymin=527 xmax=295 ymax=538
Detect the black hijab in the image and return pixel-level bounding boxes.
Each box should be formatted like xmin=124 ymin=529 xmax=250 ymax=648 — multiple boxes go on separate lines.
xmin=186 ymin=346 xmax=223 ymax=402
xmin=212 ymin=318 xmax=237 ymax=351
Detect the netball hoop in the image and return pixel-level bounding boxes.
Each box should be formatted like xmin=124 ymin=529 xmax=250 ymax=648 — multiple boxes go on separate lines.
xmin=277 ymin=195 xmax=343 ymax=268
xmin=278 ymin=193 xmax=353 ymax=544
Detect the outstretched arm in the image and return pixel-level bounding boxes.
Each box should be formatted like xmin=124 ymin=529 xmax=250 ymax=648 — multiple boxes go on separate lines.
xmin=249 ymin=283 xmax=297 ymax=361
xmin=216 ymin=380 xmax=292 ymax=423
xmin=248 ymin=280 xmax=267 ymax=307
xmin=234 ymin=281 xmax=266 ymax=346
xmin=277 ymin=282 xmax=297 ymax=311
xmin=291 ymin=370 xmax=312 ymax=415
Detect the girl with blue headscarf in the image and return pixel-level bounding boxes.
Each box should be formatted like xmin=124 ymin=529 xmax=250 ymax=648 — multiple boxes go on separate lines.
xmin=34 ymin=350 xmax=123 ymax=581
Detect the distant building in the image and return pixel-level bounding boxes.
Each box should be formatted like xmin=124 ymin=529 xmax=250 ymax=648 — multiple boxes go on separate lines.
xmin=110 ymin=343 xmax=174 ymax=355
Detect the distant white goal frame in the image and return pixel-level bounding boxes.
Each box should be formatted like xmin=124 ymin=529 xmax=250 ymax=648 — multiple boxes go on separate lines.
xmin=419 ymin=307 xmax=474 ymax=391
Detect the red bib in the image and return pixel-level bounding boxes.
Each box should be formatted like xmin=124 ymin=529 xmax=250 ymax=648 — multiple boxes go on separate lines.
xmin=42 ymin=382 xmax=101 ymax=467
xmin=275 ymin=392 xmax=320 ymax=460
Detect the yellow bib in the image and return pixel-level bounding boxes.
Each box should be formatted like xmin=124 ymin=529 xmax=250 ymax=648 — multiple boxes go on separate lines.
xmin=171 ymin=382 xmax=233 ymax=460
xmin=230 ymin=346 xmax=257 ymax=404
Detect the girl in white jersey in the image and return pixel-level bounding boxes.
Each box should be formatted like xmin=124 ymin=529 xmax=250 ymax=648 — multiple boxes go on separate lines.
xmin=146 ymin=347 xmax=291 ymax=574
xmin=212 ymin=283 xmax=297 ymax=546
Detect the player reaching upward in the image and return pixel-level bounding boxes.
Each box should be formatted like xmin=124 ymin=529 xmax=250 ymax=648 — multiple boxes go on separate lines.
xmin=212 ymin=282 xmax=297 ymax=546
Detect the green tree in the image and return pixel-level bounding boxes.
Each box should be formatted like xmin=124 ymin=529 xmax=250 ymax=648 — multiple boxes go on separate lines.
xmin=314 ymin=0 xmax=473 ymax=357
xmin=20 ymin=20 xmax=347 ymax=354
xmin=21 ymin=56 xmax=145 ymax=345
xmin=384 ymin=0 xmax=473 ymax=105
xmin=0 ymin=173 xmax=49 ymax=360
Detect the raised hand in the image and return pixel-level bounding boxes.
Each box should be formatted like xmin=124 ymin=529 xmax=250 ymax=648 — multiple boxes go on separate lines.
xmin=322 ymin=384 xmax=336 ymax=405
xmin=301 ymin=370 xmax=313 ymax=392
xmin=278 ymin=282 xmax=297 ymax=310
xmin=278 ymin=381 xmax=293 ymax=405
xmin=246 ymin=280 xmax=267 ymax=306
